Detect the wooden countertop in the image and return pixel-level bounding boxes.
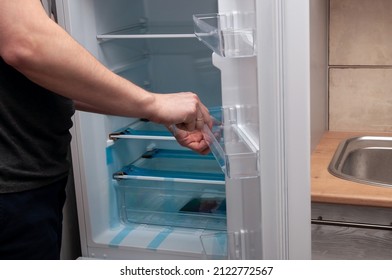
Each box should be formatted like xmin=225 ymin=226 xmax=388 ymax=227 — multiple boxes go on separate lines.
xmin=311 ymin=131 xmax=392 ymax=208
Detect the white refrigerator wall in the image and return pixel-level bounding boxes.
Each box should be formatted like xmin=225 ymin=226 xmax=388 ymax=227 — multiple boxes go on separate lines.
xmin=59 ymin=0 xmax=230 ymax=259
xmin=256 ymin=0 xmax=311 ymax=259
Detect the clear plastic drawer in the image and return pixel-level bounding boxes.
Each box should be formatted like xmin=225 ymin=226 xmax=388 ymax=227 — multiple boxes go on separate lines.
xmin=114 ymin=179 xmax=226 ymax=231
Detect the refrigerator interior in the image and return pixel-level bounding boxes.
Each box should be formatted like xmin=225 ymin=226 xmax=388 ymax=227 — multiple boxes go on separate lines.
xmin=63 ymin=0 xmax=260 ymax=259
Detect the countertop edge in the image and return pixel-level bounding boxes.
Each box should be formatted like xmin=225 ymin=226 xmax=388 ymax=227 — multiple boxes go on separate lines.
xmin=311 ymin=131 xmax=392 ymax=208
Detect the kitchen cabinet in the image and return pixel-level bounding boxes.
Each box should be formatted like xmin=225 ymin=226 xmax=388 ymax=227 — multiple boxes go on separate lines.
xmin=312 ymin=202 xmax=392 ymax=259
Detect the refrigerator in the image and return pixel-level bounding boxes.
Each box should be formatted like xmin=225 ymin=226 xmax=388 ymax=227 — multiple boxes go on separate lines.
xmin=56 ymin=0 xmax=312 ymax=260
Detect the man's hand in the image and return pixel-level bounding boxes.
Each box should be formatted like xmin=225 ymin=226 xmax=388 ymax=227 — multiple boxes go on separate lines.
xmin=168 ymin=125 xmax=211 ymax=155
xmin=147 ymin=92 xmax=212 ymax=131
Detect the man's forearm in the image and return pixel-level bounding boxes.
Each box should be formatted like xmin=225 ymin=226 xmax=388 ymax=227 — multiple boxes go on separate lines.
xmin=0 ymin=0 xmax=155 ymax=119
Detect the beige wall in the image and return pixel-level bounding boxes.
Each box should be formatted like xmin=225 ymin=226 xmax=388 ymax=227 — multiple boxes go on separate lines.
xmin=310 ymin=0 xmax=328 ymax=151
xmin=329 ymin=0 xmax=392 ymax=132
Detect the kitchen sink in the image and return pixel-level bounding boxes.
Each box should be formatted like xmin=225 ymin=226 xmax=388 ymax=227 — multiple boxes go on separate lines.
xmin=328 ymin=136 xmax=392 ymax=188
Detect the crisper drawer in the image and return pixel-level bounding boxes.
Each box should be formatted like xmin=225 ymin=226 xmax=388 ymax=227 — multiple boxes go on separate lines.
xmin=113 ymin=148 xmax=226 ymax=231
xmin=114 ymin=180 xmax=226 ymax=231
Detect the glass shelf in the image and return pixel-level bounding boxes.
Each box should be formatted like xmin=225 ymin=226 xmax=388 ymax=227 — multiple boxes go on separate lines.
xmin=109 ymin=107 xmax=222 ymax=141
xmin=110 ymin=119 xmax=175 ymax=141
xmin=97 ymin=22 xmax=196 ymax=40
xmin=193 ymin=12 xmax=256 ymax=58
xmin=113 ymin=148 xmax=225 ymax=183
xmin=110 ymin=105 xmax=259 ymax=179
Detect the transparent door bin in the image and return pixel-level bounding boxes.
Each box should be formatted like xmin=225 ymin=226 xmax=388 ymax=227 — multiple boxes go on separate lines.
xmin=200 ymin=231 xmax=251 ymax=260
xmin=203 ymin=106 xmax=260 ymax=179
xmin=114 ymin=180 xmax=226 ymax=231
xmin=193 ymin=12 xmax=256 ymax=58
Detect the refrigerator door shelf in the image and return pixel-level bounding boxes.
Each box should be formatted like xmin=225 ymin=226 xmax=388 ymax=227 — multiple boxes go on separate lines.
xmin=204 ymin=106 xmax=260 ymax=179
xmin=193 ymin=12 xmax=256 ymax=58
xmin=200 ymin=230 xmax=252 ymax=260
xmin=114 ymin=179 xmax=226 ymax=231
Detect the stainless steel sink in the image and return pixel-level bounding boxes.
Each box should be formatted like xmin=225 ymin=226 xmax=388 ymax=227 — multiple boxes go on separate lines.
xmin=328 ymin=136 xmax=392 ymax=188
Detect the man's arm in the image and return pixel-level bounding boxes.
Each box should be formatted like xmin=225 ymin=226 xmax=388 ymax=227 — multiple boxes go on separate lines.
xmin=0 ymin=0 xmax=211 ymax=130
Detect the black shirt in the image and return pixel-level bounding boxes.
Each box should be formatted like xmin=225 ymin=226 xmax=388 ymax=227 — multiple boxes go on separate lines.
xmin=0 ymin=58 xmax=75 ymax=193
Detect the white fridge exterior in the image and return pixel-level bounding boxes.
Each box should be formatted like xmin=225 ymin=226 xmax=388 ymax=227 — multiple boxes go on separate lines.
xmin=56 ymin=0 xmax=311 ymax=259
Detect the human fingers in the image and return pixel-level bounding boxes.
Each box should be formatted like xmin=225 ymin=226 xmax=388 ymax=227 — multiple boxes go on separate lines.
xmin=195 ymin=104 xmax=205 ymax=131
xmin=158 ymin=92 xmax=210 ymax=132
xmin=192 ymin=100 xmax=213 ymax=131
xmin=170 ymin=127 xmax=211 ymax=154
xmin=199 ymin=103 xmax=213 ymax=129
xmin=177 ymin=119 xmax=196 ymax=132
xmin=175 ymin=94 xmax=204 ymax=131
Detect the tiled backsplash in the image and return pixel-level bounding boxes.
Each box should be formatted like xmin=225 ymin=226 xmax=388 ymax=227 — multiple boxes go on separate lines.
xmin=329 ymin=0 xmax=392 ymax=132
